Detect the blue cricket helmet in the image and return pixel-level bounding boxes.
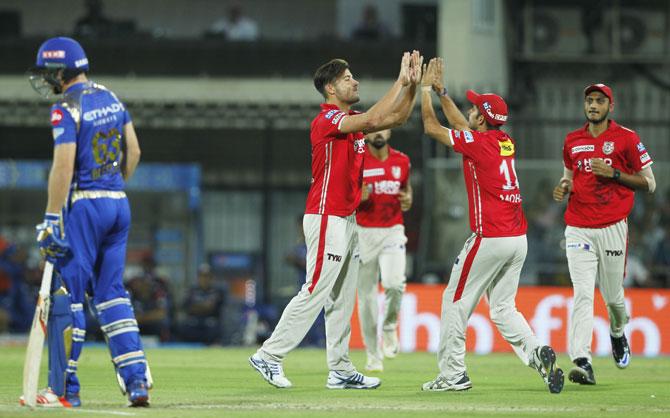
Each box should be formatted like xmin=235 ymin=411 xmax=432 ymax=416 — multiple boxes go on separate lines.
xmin=35 ymin=37 xmax=89 ymax=71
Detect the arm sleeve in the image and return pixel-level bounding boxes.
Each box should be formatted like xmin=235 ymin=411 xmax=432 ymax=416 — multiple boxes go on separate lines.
xmin=450 ymin=129 xmax=485 ymax=159
xmin=50 ymin=104 xmax=77 ymax=145
xmin=315 ymin=110 xmax=348 ymax=139
xmin=627 ymin=134 xmax=653 ymax=171
xmin=562 ymin=140 xmax=572 ymax=170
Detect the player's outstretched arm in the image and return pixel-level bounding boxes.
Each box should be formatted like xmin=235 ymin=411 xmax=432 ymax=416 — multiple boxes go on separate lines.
xmin=122 ymin=122 xmax=141 ymax=181
xmin=591 ymin=159 xmax=656 ymax=193
xmin=340 ymin=51 xmax=420 ymax=134
xmin=45 ymin=143 xmax=76 ymax=213
xmin=421 ymin=60 xmax=453 ymax=147
xmin=430 ymin=58 xmax=469 ymax=131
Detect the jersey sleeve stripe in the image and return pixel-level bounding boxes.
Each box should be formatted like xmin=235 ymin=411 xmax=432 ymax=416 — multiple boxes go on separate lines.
xmin=446 ymin=129 xmax=455 ymax=146
xmin=640 ymin=160 xmax=653 ymax=170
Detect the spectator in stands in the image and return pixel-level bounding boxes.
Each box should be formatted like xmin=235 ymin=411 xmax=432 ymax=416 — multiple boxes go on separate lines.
xmin=127 ymin=257 xmax=171 ymax=341
xmin=74 ymin=0 xmax=113 ymax=39
xmin=180 ymin=264 xmax=226 ymax=345
xmin=352 ymin=5 xmax=391 ymax=40
xmin=206 ymin=3 xmax=259 ymax=41
xmin=0 ymin=238 xmax=32 ymax=333
xmin=285 ymin=215 xmax=325 ymax=347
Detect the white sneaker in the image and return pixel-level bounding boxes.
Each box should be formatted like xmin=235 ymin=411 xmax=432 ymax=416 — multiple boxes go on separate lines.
xmin=249 ymin=353 xmax=292 ymax=388
xmin=383 ymin=329 xmax=399 ymax=358
xmin=421 ymin=373 xmax=472 ymax=392
xmin=19 ymin=388 xmax=72 ymax=408
xmin=326 ymin=370 xmax=381 ymax=389
xmin=365 ymin=357 xmax=384 ymax=372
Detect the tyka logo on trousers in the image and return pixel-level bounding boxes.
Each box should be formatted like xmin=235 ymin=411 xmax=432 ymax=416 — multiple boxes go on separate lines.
xmin=606 ymin=250 xmax=623 ymax=256
xmin=327 ymin=253 xmax=342 ymax=262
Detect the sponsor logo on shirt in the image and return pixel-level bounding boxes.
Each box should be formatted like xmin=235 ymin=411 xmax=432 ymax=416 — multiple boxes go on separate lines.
xmin=74 ymin=58 xmax=88 ymax=68
xmin=453 ymin=130 xmax=461 ymax=139
xmin=83 ymin=103 xmax=125 ymax=122
xmin=571 ymin=145 xmax=595 ymax=154
xmin=463 ymin=131 xmax=474 ymax=143
xmin=52 ymin=127 xmax=64 ymax=140
xmin=605 ymin=249 xmax=624 ymax=256
xmin=499 ymin=139 xmax=514 ymax=156
xmin=325 ymin=109 xmax=338 ymax=120
xmin=42 ymin=50 xmax=65 ymax=59
xmin=331 ymin=112 xmax=345 ymax=125
xmin=50 ymin=109 xmax=63 ymax=126
xmin=374 ymin=180 xmax=401 ymax=195
xmin=392 ymin=166 xmax=402 ymax=179
xmin=354 ymin=138 xmax=366 ymax=154
xmin=327 ymin=253 xmax=342 ymax=262
xmin=363 ymin=168 xmax=385 ymax=178
xmin=602 ymin=141 xmax=614 ymax=155
xmin=566 ymin=243 xmax=590 ymax=251
xmin=637 ymin=143 xmax=646 ymax=152
xmin=640 ymin=152 xmax=651 ymax=163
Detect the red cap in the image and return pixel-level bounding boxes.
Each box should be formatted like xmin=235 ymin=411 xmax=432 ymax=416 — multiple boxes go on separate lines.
xmin=466 ymin=90 xmax=508 ymax=126
xmin=584 ymin=83 xmax=614 ymax=104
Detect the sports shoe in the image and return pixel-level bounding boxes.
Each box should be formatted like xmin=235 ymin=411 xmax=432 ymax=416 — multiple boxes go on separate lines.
xmin=382 ymin=329 xmax=399 ymax=358
xmin=127 ymin=380 xmax=150 ymax=407
xmin=531 ymin=345 xmax=564 ymax=394
xmin=19 ymin=388 xmax=73 ymax=408
xmin=64 ymin=392 xmax=81 ymax=408
xmin=249 ymin=354 xmax=292 ymax=388
xmin=421 ymin=373 xmax=472 ymax=392
xmin=365 ymin=357 xmax=383 ymax=372
xmin=611 ymin=334 xmax=631 ymax=369
xmin=326 ymin=370 xmax=381 ymax=389
xmin=568 ymin=358 xmax=596 ymax=385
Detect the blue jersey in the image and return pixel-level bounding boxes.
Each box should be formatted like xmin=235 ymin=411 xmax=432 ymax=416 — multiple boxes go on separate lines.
xmin=50 ymin=81 xmax=132 ymax=191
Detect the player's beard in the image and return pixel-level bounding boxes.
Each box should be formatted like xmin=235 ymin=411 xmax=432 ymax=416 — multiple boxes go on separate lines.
xmin=370 ymin=138 xmax=387 ymax=149
xmin=585 ymin=108 xmax=608 ymax=124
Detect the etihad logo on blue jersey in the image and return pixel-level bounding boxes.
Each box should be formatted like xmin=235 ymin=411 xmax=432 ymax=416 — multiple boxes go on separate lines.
xmin=83 ymin=103 xmax=125 ymax=122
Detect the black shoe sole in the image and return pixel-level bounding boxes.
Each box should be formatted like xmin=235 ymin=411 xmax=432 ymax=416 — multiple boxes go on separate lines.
xmin=538 ymin=346 xmax=564 ymax=394
xmin=568 ymin=368 xmax=596 ymax=385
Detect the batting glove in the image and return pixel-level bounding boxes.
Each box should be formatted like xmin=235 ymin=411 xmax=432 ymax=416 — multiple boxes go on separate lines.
xmin=36 ymin=212 xmax=71 ymax=263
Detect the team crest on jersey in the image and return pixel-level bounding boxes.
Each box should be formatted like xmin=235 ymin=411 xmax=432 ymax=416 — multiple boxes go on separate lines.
xmin=354 ymin=138 xmax=366 ymax=153
xmin=602 ymin=141 xmax=614 ymax=155
xmin=391 ymin=166 xmax=402 ymax=179
xmin=499 ymin=139 xmax=514 ymax=156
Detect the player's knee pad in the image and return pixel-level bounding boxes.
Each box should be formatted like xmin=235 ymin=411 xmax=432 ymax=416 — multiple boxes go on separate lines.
xmin=47 ymin=293 xmax=73 ymax=396
xmin=95 ymin=295 xmax=147 ymax=382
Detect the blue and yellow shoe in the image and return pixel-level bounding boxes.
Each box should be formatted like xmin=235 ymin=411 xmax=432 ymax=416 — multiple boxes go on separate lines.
xmin=64 ymin=392 xmax=81 ymax=407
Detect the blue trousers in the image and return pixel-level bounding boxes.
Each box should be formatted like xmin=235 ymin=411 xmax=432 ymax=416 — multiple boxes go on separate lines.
xmin=59 ymin=196 xmax=147 ymax=394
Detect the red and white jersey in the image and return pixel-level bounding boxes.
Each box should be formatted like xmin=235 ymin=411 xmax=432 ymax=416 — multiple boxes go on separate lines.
xmin=563 ymin=120 xmax=653 ymax=228
xmin=305 ymin=104 xmax=366 ymax=217
xmin=356 ymin=146 xmax=411 ymax=227
xmin=447 ymin=129 xmax=527 ymax=237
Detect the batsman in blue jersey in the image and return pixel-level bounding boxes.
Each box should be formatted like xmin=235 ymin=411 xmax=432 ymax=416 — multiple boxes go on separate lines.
xmin=27 ymin=37 xmax=150 ymax=407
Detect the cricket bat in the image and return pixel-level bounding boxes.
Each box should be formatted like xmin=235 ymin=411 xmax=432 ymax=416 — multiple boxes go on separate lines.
xmin=21 ymin=261 xmax=54 ymax=408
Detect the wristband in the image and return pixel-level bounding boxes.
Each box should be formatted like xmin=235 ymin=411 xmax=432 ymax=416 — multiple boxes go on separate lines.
xmin=612 ymin=169 xmax=621 ymax=180
xmin=438 ymin=87 xmax=448 ymax=97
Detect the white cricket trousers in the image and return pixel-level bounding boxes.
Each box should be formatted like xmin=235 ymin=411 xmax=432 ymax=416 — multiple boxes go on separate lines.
xmin=566 ymin=219 xmax=629 ymax=362
xmin=438 ymin=234 xmax=539 ymax=382
xmin=357 ymin=224 xmax=407 ymax=362
xmin=258 ymin=213 xmax=359 ymax=373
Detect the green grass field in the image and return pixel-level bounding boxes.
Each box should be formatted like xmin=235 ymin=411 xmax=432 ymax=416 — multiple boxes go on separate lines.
xmin=1 ymin=346 xmax=668 ymax=417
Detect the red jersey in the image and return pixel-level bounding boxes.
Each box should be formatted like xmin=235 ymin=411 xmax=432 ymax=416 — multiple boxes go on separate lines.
xmin=562 ymin=120 xmax=652 ymax=228
xmin=448 ymin=129 xmax=527 ymax=237
xmin=356 ymin=146 xmax=411 ymax=227
xmin=305 ymin=104 xmax=366 ymax=217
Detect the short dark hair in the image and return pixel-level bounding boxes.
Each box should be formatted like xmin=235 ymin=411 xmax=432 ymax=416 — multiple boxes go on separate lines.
xmin=313 ymin=59 xmax=349 ymax=99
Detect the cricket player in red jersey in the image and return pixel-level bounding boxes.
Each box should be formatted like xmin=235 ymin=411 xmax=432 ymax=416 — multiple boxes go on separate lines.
xmin=419 ymin=58 xmax=564 ymax=393
xmin=553 ymin=84 xmax=656 ymax=385
xmin=356 ymin=129 xmax=412 ymax=372
xmin=250 ymin=51 xmax=423 ymax=389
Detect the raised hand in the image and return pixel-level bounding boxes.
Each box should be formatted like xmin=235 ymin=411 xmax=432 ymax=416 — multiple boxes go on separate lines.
xmin=421 ymin=58 xmax=437 ymax=87
xmin=398 ymin=52 xmax=411 ymax=86
xmin=432 ymin=58 xmax=445 ymax=92
xmin=409 ymin=50 xmax=424 ymax=85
